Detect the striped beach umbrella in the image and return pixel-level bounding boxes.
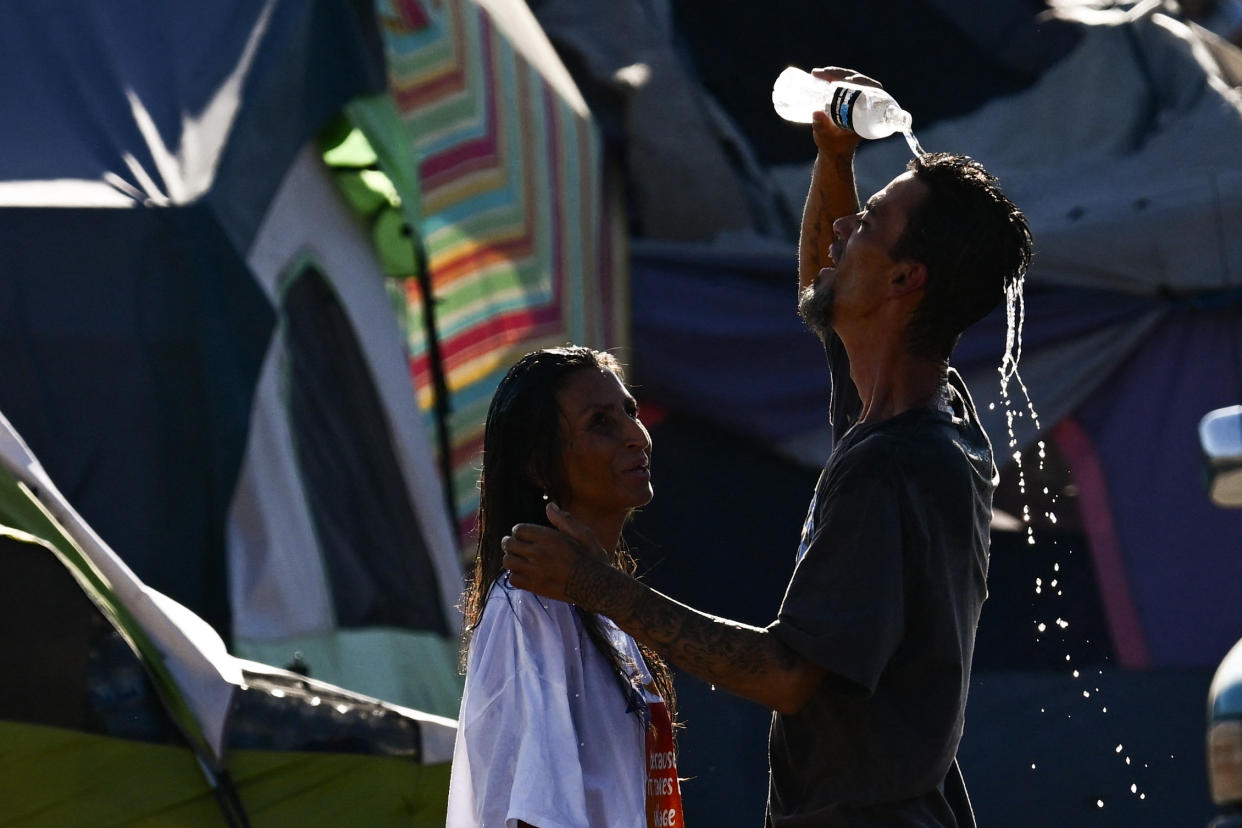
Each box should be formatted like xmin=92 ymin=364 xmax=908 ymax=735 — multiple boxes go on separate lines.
xmin=374 ymin=0 xmax=631 ymax=543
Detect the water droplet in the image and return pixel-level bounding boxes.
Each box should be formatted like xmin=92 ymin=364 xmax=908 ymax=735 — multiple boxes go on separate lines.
xmin=1115 ymin=744 xmax=1123 ymax=753
xmin=1130 ymin=784 xmax=1137 ymax=794
xmin=1072 ymin=670 xmax=1080 ymax=678
xmin=1031 ymin=763 xmax=1037 ymax=770
xmin=1096 ymin=799 xmax=1104 ymax=808
xmin=1037 ymin=622 xmax=1047 ymax=632
xmin=710 ymin=684 xmax=716 ymax=692
xmin=1083 ymin=690 xmax=1091 ymax=698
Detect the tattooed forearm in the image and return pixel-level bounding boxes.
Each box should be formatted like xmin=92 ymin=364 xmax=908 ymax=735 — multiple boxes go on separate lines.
xmin=628 ymin=589 xmax=798 ymax=678
xmin=565 ymin=552 xmax=816 ymax=710
xmin=565 ymin=556 xmax=631 ymax=618
xmin=568 ymin=558 xmax=801 ymax=696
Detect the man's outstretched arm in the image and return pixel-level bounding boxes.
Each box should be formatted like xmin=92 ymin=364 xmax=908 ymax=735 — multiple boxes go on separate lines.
xmin=502 ymin=504 xmax=824 ymax=715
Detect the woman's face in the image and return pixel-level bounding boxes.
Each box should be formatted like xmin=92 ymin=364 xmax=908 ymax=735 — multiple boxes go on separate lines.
xmin=554 ymin=367 xmax=653 ymax=523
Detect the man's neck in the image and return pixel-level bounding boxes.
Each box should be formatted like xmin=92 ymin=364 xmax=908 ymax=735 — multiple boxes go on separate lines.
xmin=845 ymin=336 xmax=947 ymax=424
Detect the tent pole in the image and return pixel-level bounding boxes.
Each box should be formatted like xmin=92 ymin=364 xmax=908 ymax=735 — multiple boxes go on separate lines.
xmin=413 ymin=239 xmax=458 ymax=533
xmin=195 ymin=756 xmax=252 ymax=827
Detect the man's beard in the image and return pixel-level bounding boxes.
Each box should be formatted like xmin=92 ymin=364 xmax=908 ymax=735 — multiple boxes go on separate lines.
xmin=797 ymin=283 xmax=834 ymax=340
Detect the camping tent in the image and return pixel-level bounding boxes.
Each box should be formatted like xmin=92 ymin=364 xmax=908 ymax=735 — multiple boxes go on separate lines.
xmin=0 ymin=0 xmax=628 ymax=715
xmin=0 ymin=0 xmax=464 ymax=711
xmin=0 ymin=409 xmax=456 ymax=825
xmin=1 ymin=0 xmax=633 ymax=819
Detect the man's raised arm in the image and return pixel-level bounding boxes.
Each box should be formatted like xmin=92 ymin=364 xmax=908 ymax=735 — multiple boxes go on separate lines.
xmin=797 ymin=68 xmax=878 ymax=290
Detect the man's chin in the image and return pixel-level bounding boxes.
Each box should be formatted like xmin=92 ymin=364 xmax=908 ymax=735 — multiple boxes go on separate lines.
xmin=797 ymin=285 xmax=833 ymax=339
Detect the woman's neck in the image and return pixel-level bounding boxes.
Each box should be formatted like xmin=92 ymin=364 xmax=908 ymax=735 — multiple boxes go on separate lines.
xmin=561 ymin=503 xmax=625 ymax=562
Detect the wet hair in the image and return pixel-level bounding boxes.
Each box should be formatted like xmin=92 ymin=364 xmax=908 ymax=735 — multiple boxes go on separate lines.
xmin=892 ymin=152 xmax=1033 ymax=362
xmin=460 ymin=345 xmax=677 ymax=726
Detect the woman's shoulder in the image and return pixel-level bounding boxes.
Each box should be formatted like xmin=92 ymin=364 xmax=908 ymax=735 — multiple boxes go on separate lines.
xmin=477 ymin=575 xmax=578 ymax=633
xmin=464 ymin=577 xmax=586 ymax=692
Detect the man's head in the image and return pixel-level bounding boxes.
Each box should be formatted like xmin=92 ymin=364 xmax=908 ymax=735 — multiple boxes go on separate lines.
xmin=799 ymin=152 xmax=1031 ymax=362
xmin=895 ymin=152 xmax=1032 ymax=361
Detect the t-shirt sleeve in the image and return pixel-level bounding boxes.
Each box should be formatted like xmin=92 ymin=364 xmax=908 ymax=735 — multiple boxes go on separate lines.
xmin=769 ymin=445 xmax=905 ymax=694
xmin=453 ymin=588 xmax=593 ymax=828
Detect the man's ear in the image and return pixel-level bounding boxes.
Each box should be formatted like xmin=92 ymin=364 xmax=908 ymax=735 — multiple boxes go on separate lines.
xmin=891 ymin=261 xmax=927 ymax=297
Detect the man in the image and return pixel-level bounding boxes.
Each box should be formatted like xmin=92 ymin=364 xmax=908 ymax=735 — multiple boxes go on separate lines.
xmin=502 ymin=66 xmax=1032 ymax=826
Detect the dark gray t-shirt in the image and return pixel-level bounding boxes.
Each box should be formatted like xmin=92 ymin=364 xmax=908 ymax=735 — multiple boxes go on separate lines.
xmin=766 ymin=336 xmax=993 ymax=827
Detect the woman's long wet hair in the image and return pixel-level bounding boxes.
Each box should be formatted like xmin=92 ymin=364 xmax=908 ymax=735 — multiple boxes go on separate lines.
xmin=460 ymin=346 xmax=677 ymax=727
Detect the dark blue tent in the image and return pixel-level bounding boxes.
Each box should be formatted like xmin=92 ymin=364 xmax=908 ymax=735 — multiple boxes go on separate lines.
xmin=0 ymin=0 xmax=466 ymax=713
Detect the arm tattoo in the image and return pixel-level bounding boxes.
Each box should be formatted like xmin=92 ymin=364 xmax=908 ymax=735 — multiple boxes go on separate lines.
xmin=629 ymin=589 xmax=798 ymax=679
xmin=566 ymin=558 xmax=798 ymax=688
xmin=565 ymin=557 xmax=626 ymax=617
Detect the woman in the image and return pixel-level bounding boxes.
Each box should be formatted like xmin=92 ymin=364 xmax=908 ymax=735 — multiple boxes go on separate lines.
xmin=446 ymin=346 xmax=683 ymax=827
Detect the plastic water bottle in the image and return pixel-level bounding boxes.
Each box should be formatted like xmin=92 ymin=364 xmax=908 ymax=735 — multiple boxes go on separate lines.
xmin=772 ymin=66 xmax=913 ymax=140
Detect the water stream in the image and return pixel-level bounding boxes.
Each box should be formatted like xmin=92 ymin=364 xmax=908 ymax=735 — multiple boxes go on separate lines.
xmin=996 ymin=277 xmax=1150 ymax=810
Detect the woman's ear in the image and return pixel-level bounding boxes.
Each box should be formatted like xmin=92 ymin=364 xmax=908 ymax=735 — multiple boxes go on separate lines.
xmin=526 ymin=457 xmax=550 ymax=496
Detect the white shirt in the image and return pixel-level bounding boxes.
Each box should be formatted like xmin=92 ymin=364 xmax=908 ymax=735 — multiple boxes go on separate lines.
xmin=447 ymin=577 xmax=653 ymax=828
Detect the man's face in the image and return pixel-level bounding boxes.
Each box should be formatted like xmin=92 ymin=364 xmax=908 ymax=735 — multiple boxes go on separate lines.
xmin=799 ymin=171 xmax=928 ymax=339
